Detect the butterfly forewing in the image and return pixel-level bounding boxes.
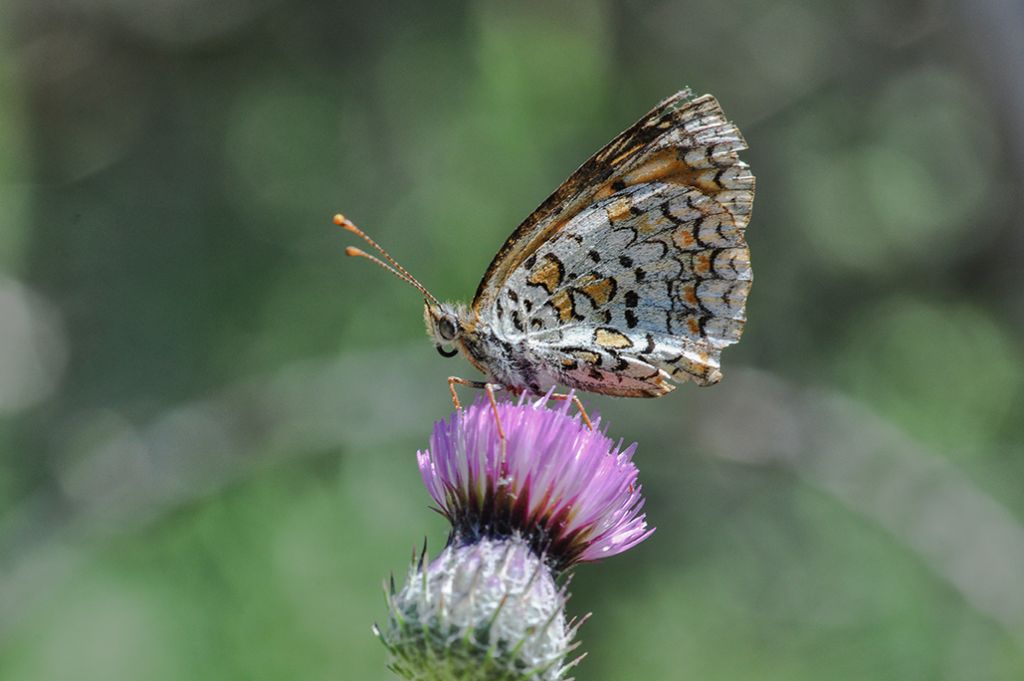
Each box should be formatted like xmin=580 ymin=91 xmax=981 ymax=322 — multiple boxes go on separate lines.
xmin=476 ymin=91 xmax=754 ymax=395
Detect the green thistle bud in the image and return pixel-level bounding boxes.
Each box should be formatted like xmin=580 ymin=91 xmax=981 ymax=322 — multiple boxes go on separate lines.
xmin=377 ymin=536 xmax=586 ymax=681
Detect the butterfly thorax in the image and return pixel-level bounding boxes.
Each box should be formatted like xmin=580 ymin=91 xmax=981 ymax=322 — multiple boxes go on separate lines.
xmin=457 ymin=317 xmax=553 ymax=394
xmin=425 ymin=299 xmax=548 ymax=393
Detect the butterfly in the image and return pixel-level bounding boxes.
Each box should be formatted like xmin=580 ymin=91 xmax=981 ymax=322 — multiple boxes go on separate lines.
xmin=338 ymin=89 xmax=754 ymax=427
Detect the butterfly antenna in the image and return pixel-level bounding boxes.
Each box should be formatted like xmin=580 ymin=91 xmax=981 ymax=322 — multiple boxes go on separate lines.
xmin=334 ymin=213 xmax=440 ymax=305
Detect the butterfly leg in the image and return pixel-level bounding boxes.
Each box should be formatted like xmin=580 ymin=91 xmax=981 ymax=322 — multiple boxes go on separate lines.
xmin=447 ymin=376 xmax=506 ymax=442
xmin=548 ymin=392 xmax=594 ymax=430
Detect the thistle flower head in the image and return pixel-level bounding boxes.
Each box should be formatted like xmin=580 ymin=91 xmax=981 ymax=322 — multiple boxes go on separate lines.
xmin=380 ymin=394 xmax=652 ymax=681
xmin=418 ymin=392 xmax=653 ymax=571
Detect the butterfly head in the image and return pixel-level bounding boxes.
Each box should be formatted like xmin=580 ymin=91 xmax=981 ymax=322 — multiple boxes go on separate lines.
xmin=424 ymin=301 xmax=468 ymax=358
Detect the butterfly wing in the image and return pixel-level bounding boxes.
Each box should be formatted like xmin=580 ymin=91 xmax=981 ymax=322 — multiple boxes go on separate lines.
xmin=476 ymin=91 xmax=754 ymax=395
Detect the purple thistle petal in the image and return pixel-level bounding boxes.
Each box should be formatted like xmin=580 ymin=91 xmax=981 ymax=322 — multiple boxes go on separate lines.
xmin=417 ymin=391 xmax=654 ymax=571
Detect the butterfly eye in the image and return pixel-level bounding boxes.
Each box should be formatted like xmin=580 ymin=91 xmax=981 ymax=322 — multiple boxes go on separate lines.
xmin=438 ymin=316 xmax=458 ymax=341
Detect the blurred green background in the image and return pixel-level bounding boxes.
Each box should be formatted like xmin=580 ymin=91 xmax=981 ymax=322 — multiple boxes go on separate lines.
xmin=2 ymin=1 xmax=1023 ymax=679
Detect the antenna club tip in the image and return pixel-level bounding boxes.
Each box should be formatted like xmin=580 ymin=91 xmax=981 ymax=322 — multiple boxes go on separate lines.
xmin=333 ymin=213 xmax=362 ymax=235
xmin=345 ymin=246 xmax=365 ymax=257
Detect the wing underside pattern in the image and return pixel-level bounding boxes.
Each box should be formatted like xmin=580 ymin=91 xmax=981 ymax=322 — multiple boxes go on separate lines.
xmin=480 ymin=92 xmax=754 ymax=395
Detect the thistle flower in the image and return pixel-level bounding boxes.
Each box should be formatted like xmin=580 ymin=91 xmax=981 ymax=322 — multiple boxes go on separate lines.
xmin=419 ymin=392 xmax=653 ymax=571
xmin=378 ymin=392 xmax=653 ymax=681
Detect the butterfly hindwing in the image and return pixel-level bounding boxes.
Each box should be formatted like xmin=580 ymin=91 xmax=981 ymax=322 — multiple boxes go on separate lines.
xmin=481 ymin=92 xmax=754 ymax=394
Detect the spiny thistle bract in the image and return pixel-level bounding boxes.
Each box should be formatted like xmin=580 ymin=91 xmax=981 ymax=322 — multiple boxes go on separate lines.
xmin=378 ymin=393 xmax=653 ymax=681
